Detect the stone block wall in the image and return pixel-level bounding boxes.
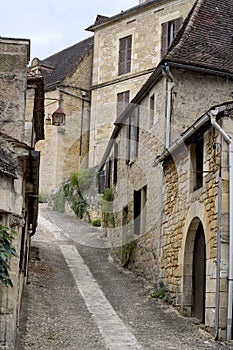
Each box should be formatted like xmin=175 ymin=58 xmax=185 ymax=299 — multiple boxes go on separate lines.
xmin=0 ymin=38 xmax=30 ymax=143
xmin=89 ymin=0 xmax=196 ymax=167
xmin=36 ymin=50 xmax=93 ymax=197
xmin=161 ymin=126 xmax=228 ymax=335
xmin=170 ymin=69 xmax=233 ymax=141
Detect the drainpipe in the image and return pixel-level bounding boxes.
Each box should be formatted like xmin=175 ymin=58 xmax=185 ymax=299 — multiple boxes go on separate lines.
xmin=215 ymin=161 xmax=222 ymax=340
xmin=162 ymin=65 xmax=175 ymax=149
xmin=210 ymin=110 xmax=233 ymax=340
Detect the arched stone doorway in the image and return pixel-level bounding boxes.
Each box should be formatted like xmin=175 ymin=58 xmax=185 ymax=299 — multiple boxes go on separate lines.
xmin=183 ymin=217 xmax=206 ymax=323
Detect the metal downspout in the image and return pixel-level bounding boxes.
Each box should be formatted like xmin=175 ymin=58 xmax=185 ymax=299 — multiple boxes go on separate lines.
xmin=163 ymin=65 xmax=175 ymax=149
xmin=210 ymin=111 xmax=233 ymax=340
xmin=215 ymin=164 xmax=222 ymax=340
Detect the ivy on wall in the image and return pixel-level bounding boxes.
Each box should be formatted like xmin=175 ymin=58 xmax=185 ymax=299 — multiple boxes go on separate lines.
xmin=53 ymin=169 xmax=93 ymax=220
xmin=0 ymin=225 xmax=17 ymax=287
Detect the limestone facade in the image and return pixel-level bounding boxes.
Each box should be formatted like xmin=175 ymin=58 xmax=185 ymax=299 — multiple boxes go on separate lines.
xmin=0 ymin=37 xmax=43 ymax=349
xmin=87 ymin=0 xmax=196 ymax=167
xmin=102 ymin=71 xmax=233 ymax=338
xmin=98 ymin=0 xmax=233 ymax=338
xmin=33 ymin=37 xmax=93 ymax=197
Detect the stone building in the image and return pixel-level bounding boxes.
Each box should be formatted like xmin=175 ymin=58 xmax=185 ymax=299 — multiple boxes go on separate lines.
xmin=0 ymin=37 xmax=44 ymax=349
xmin=99 ymin=0 xmax=233 ymax=340
xmin=31 ymin=36 xmax=93 ymax=197
xmin=86 ymin=0 xmax=196 ymax=168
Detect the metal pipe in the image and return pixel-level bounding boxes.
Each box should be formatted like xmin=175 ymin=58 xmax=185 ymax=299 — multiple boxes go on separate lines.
xmin=162 ymin=66 xmax=175 ymax=149
xmin=210 ymin=111 xmax=233 ymax=340
xmin=215 ymin=164 xmax=222 ymax=340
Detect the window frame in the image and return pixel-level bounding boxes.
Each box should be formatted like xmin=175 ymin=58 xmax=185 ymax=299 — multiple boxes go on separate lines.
xmin=117 ymin=91 xmax=130 ymax=118
xmin=190 ymin=136 xmax=204 ymax=192
xmin=161 ymin=17 xmax=182 ymax=58
xmin=118 ymin=35 xmax=132 ymax=76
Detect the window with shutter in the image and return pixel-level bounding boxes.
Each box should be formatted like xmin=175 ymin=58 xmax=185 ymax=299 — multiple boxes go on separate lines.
xmin=118 ymin=35 xmax=132 ymax=75
xmin=133 ymin=106 xmax=140 ymax=158
xmin=190 ymin=136 xmax=204 ymax=191
xmin=161 ymin=17 xmax=182 ymax=58
xmin=126 ymin=116 xmax=131 ymax=164
xmin=113 ymin=143 xmax=118 ymax=185
xmin=105 ymin=158 xmax=112 ymax=188
xmin=117 ymin=91 xmax=130 ymax=117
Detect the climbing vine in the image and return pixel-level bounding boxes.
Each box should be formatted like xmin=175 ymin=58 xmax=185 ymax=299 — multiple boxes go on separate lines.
xmin=63 ymin=169 xmax=92 ymax=219
xmin=0 ymin=224 xmax=17 ymax=287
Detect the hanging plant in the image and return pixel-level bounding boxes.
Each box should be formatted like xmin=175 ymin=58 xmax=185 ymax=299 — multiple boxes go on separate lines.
xmin=0 ymin=224 xmax=17 ymax=287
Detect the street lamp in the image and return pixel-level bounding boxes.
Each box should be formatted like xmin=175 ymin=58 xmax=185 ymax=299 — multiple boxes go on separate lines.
xmin=52 ymin=104 xmax=66 ymax=126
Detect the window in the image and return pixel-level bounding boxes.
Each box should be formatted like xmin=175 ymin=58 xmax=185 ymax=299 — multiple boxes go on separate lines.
xmin=113 ymin=143 xmax=118 ymax=185
xmin=161 ymin=17 xmax=182 ymax=57
xmin=98 ymin=170 xmax=105 ymax=193
xmin=122 ymin=206 xmax=129 ymax=236
xmin=134 ymin=186 xmax=147 ymax=235
xmin=191 ymin=137 xmax=204 ymax=191
xmin=150 ymin=94 xmax=155 ymax=125
xmin=118 ymin=35 xmax=132 ymax=75
xmin=105 ymin=158 xmax=112 ymax=188
xmin=117 ymin=91 xmax=129 ymax=117
xmin=125 ymin=106 xmax=139 ymax=164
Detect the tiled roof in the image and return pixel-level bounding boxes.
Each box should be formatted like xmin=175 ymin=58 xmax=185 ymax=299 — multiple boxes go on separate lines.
xmin=86 ymin=0 xmax=160 ymax=31
xmin=165 ymin=0 xmax=233 ymax=74
xmin=40 ymin=36 xmax=94 ymax=87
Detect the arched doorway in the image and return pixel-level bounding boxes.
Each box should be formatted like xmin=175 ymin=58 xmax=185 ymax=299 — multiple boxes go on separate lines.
xmin=192 ymin=222 xmax=206 ymax=322
xmin=183 ymin=218 xmax=206 ymax=323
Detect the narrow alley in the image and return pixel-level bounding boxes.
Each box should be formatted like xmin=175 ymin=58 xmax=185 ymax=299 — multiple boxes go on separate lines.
xmin=16 ymin=205 xmax=229 ymax=350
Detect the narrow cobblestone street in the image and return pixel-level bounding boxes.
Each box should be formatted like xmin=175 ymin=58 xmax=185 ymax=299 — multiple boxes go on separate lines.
xmin=16 ymin=205 xmax=231 ymax=349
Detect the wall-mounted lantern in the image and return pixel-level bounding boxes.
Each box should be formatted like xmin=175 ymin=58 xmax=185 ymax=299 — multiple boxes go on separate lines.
xmin=52 ymin=105 xmax=66 ymax=126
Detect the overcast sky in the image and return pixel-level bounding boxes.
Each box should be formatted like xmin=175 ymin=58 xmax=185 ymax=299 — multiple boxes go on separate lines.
xmin=0 ymin=0 xmax=137 ymax=62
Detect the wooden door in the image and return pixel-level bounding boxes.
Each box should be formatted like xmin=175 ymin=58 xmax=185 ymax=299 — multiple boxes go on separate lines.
xmin=192 ymin=223 xmax=206 ymax=323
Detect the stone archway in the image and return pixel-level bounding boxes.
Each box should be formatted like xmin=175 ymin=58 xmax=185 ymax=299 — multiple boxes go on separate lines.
xmin=182 ymin=217 xmax=206 ymax=322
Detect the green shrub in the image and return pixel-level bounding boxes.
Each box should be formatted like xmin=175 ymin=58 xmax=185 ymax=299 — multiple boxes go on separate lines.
xmin=121 ymin=233 xmax=136 ymax=267
xmin=91 ymin=218 xmax=101 ymax=227
xmin=151 ymin=288 xmax=173 ymax=305
xmin=53 ymin=187 xmax=66 ymax=213
xmin=101 ymin=188 xmax=115 ymax=228
xmin=39 ymin=193 xmax=48 ymax=203
xmin=0 ymin=225 xmax=17 ymax=287
xmin=63 ymin=169 xmax=92 ymax=219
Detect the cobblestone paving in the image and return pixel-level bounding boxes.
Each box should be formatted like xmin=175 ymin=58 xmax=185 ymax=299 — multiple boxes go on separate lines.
xmin=16 ymin=205 xmax=233 ymax=350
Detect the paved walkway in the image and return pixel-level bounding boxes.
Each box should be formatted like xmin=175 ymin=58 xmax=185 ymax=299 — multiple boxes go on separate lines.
xmin=16 ymin=205 xmax=231 ymax=349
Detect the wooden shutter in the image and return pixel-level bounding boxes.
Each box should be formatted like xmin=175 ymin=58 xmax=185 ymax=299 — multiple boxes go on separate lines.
xmin=161 ymin=22 xmax=169 ymax=58
xmin=105 ymin=158 xmax=112 ymax=188
xmin=113 ymin=143 xmax=118 ymax=185
xmin=134 ymin=106 xmax=139 ymax=158
xmin=161 ymin=17 xmax=182 ymax=58
xmin=118 ymin=35 xmax=132 ymax=75
xmin=117 ymin=91 xmax=129 ymax=117
xmin=174 ymin=17 xmax=182 ymax=37
xmin=98 ymin=170 xmax=105 ymax=193
xmin=126 ymin=116 xmax=131 ymax=164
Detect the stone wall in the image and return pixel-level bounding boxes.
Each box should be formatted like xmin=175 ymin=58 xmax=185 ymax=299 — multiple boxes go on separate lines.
xmin=170 ymin=69 xmax=233 ymax=141
xmin=89 ymin=0 xmax=196 ymax=167
xmin=36 ymin=50 xmax=93 ymax=197
xmin=0 ymin=37 xmax=37 ymax=349
xmin=103 ymin=65 xmax=233 ymax=337
xmin=0 ymin=38 xmax=30 ymax=143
